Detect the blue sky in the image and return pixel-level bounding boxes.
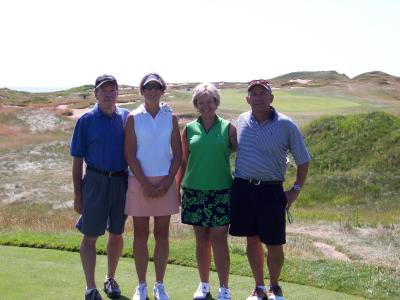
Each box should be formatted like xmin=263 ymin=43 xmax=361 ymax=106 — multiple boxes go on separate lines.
xmin=1 ymin=0 xmax=399 ymax=90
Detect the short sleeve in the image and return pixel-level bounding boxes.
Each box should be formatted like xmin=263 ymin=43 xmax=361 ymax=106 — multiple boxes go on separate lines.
xmin=288 ymin=123 xmax=311 ymax=165
xmin=70 ymin=117 xmax=86 ymax=158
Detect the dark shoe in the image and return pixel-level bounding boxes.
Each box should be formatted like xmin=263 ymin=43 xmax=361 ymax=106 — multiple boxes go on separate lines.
xmin=246 ymin=286 xmax=268 ymax=300
xmin=267 ymin=285 xmax=284 ymax=300
xmin=85 ymin=289 xmax=103 ymax=300
xmin=104 ymin=278 xmax=121 ymax=298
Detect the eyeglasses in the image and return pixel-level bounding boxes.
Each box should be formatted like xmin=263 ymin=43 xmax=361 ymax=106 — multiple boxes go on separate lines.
xmin=143 ymin=82 xmax=163 ymax=90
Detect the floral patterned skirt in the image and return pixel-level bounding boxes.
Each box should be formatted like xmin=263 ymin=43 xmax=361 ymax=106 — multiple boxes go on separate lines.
xmin=181 ymin=187 xmax=231 ymax=227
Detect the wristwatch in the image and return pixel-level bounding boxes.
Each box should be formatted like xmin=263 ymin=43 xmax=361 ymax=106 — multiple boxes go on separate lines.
xmin=291 ymin=183 xmax=302 ymax=192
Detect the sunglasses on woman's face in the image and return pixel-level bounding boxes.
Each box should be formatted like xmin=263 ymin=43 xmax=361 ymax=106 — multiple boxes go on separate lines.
xmin=143 ymin=82 xmax=163 ymax=90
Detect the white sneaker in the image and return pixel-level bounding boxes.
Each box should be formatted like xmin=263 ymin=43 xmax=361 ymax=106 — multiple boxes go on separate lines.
xmin=216 ymin=287 xmax=231 ymax=300
xmin=193 ymin=282 xmax=211 ymax=299
xmin=153 ymin=282 xmax=170 ymax=300
xmin=132 ymin=282 xmax=148 ymax=300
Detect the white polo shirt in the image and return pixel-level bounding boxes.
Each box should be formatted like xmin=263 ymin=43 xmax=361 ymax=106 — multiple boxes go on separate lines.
xmin=131 ymin=104 xmax=173 ymax=176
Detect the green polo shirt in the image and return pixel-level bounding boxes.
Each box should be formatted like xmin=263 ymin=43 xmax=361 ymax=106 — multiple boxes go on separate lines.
xmin=181 ymin=116 xmax=233 ymax=190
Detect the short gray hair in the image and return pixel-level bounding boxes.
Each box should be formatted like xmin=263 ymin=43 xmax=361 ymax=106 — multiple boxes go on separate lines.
xmin=192 ymin=83 xmax=220 ymax=108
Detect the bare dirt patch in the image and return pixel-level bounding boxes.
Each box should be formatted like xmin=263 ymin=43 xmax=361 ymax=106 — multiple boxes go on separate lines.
xmin=289 ymin=79 xmax=312 ymax=85
xmin=56 ymin=102 xmax=138 ymax=120
xmin=288 ymin=222 xmax=400 ymax=271
xmin=0 ymin=141 xmax=73 ymax=208
xmin=313 ymin=241 xmax=350 ymax=261
xmin=0 ymin=123 xmax=27 ymax=136
xmin=17 ymin=108 xmax=67 ymax=131
xmin=57 ymin=104 xmax=91 ymax=120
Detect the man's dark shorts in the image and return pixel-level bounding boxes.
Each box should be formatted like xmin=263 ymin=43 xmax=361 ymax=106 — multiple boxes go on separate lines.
xmin=76 ymin=169 xmax=127 ymax=237
xmin=229 ymin=177 xmax=287 ymax=245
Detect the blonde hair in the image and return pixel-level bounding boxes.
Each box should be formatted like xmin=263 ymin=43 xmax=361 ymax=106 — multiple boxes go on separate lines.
xmin=192 ymin=83 xmax=220 ymax=108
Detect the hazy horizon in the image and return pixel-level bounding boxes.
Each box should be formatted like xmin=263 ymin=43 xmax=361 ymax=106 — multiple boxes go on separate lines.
xmin=3 ymin=69 xmax=398 ymax=93
xmin=3 ymin=86 xmax=71 ymax=93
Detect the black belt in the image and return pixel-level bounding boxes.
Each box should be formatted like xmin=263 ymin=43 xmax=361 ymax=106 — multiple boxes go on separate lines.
xmin=236 ymin=177 xmax=282 ymax=186
xmin=87 ymin=165 xmax=127 ymax=177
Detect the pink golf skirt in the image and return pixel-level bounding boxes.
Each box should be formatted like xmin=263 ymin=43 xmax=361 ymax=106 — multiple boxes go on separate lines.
xmin=125 ymin=176 xmax=180 ymax=217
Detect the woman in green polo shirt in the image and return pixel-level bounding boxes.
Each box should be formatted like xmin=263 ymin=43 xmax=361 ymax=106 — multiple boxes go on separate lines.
xmin=177 ymin=83 xmax=237 ymax=300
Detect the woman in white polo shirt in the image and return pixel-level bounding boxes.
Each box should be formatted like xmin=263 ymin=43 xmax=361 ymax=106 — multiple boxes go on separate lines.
xmin=124 ymin=73 xmax=181 ymax=300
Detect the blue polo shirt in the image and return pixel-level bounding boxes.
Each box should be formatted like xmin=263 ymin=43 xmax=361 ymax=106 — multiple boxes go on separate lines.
xmin=70 ymin=104 xmax=130 ymax=172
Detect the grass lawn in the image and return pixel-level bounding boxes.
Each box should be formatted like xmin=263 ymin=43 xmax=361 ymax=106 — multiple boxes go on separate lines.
xmin=0 ymin=246 xmax=364 ymax=300
xmin=218 ymin=89 xmax=361 ymax=114
xmin=117 ymin=88 xmax=369 ymax=123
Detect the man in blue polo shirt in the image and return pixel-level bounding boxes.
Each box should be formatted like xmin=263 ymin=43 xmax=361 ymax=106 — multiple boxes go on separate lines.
xmin=229 ymin=79 xmax=311 ymax=300
xmin=71 ymin=74 xmax=129 ymax=300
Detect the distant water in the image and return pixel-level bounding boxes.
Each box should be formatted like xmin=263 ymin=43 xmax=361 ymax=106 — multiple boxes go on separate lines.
xmin=4 ymin=86 xmax=70 ymax=93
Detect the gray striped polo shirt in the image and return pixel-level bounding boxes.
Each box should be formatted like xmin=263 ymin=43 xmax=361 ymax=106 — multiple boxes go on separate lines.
xmin=233 ymin=108 xmax=311 ymax=181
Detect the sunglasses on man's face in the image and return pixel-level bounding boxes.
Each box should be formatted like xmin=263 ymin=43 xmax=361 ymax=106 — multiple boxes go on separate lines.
xmin=143 ymin=82 xmax=163 ymax=90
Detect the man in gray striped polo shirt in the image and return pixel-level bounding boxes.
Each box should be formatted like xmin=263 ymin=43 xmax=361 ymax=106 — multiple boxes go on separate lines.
xmin=229 ymin=79 xmax=311 ymax=300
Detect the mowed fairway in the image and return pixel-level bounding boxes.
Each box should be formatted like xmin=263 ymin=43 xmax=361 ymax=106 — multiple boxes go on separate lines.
xmin=219 ymin=89 xmax=358 ymax=112
xmin=217 ymin=88 xmax=400 ymax=125
xmin=0 ymin=246 xmax=364 ymax=300
xmin=120 ymin=87 xmax=400 ymax=126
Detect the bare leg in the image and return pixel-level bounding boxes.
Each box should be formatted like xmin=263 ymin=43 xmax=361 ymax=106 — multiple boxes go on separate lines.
xmin=153 ymin=215 xmax=171 ymax=282
xmin=246 ymin=236 xmax=265 ymax=286
xmin=107 ymin=232 xmax=123 ymax=279
xmin=133 ymin=216 xmax=150 ymax=283
xmin=266 ymin=245 xmax=284 ymax=286
xmin=80 ymin=235 xmax=98 ymax=289
xmin=193 ymin=226 xmax=211 ymax=283
xmin=210 ymin=225 xmax=230 ymax=288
